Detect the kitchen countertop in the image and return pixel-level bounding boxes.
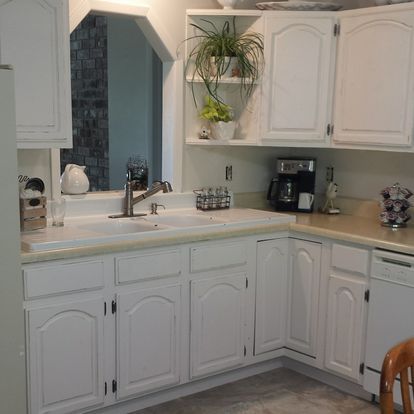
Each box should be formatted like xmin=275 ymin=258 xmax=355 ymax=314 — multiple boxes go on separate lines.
xmin=291 ymin=213 xmax=414 ymax=255
xmin=20 ymin=211 xmax=414 ymax=264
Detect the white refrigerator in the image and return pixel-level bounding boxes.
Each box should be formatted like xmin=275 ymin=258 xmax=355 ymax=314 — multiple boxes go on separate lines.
xmin=0 ymin=66 xmax=27 ymax=413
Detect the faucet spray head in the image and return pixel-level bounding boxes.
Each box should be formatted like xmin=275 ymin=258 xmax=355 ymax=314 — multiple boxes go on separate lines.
xmin=162 ymin=181 xmax=173 ymax=193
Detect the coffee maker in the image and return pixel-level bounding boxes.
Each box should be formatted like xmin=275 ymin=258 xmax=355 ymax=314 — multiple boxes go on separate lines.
xmin=267 ymin=158 xmax=316 ymax=212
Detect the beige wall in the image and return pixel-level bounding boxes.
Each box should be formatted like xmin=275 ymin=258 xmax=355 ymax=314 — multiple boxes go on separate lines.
xmin=291 ymin=148 xmax=414 ymax=201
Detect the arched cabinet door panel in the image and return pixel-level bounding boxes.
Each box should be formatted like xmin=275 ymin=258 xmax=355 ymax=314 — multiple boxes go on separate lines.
xmin=333 ymin=10 xmax=414 ymax=147
xmin=27 ymin=297 xmax=105 ymax=414
xmin=117 ymin=285 xmax=181 ymax=399
xmin=261 ymin=16 xmax=336 ymax=144
xmin=325 ymin=275 xmax=366 ymax=381
xmin=286 ymin=239 xmax=322 ymax=357
xmin=190 ymin=273 xmax=246 ymax=379
xmin=255 ymin=238 xmax=288 ymax=355
xmin=0 ymin=0 xmax=71 ymax=148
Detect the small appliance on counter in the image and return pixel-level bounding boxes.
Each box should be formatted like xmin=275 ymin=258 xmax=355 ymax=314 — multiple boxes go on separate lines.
xmin=267 ymin=158 xmax=316 ymax=213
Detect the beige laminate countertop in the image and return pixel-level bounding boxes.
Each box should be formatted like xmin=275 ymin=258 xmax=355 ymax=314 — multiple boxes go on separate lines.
xmin=21 ymin=212 xmax=414 ymax=264
xmin=291 ymin=213 xmax=414 ymax=255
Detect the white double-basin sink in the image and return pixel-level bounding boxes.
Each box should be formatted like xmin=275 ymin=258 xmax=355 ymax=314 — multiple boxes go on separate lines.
xmin=21 ymin=208 xmax=294 ymax=252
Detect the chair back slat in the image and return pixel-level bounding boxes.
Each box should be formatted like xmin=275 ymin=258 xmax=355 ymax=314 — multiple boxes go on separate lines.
xmin=380 ymin=338 xmax=414 ymax=414
xmin=400 ymin=369 xmax=412 ymax=413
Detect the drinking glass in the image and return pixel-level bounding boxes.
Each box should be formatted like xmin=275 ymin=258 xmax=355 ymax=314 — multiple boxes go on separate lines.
xmin=50 ymin=198 xmax=66 ymax=227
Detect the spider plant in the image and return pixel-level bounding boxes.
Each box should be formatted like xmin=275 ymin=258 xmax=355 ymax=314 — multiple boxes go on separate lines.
xmin=184 ymin=17 xmax=264 ymax=105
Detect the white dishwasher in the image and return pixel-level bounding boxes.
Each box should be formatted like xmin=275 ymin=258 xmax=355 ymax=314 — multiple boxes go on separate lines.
xmin=364 ymin=249 xmax=414 ymax=403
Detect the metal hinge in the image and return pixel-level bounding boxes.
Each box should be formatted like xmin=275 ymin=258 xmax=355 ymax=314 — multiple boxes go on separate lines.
xmin=359 ymin=363 xmax=365 ymax=375
xmin=334 ymin=24 xmax=340 ymax=36
xmin=105 ymin=382 xmax=107 ymax=396
xmin=112 ymin=379 xmax=117 ymax=393
xmin=327 ymin=124 xmax=332 ymax=136
xmin=244 ymin=346 xmax=247 ymax=356
xmin=104 ymin=302 xmax=107 ymax=316
xmin=246 ymin=278 xmax=249 ymax=289
xmin=364 ymin=290 xmax=370 ymax=303
xmin=112 ymin=300 xmax=117 ymax=314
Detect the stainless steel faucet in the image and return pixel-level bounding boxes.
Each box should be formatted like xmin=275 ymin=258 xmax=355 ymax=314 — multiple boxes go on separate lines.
xmin=109 ymin=179 xmax=172 ymax=218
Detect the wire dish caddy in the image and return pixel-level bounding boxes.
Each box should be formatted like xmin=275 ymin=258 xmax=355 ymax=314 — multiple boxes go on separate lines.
xmin=194 ymin=187 xmax=231 ymax=211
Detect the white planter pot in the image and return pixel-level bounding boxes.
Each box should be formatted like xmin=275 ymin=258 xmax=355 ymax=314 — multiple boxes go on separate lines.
xmin=210 ymin=57 xmax=239 ymax=79
xmin=211 ymin=121 xmax=237 ymax=141
xmin=217 ymin=0 xmax=238 ymax=8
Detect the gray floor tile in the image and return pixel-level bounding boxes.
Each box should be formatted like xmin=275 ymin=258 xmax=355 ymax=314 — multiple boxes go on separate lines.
xmin=131 ymin=368 xmax=380 ymax=414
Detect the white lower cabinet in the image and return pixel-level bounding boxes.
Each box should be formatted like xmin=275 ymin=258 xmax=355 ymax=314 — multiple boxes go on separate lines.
xmin=325 ymin=275 xmax=366 ymax=381
xmin=27 ymin=297 xmax=105 ymax=414
xmin=23 ymin=235 xmax=373 ymax=413
xmin=117 ymin=285 xmax=181 ymax=399
xmin=286 ymin=239 xmax=322 ymax=357
xmin=190 ymin=272 xmax=247 ymax=379
xmin=324 ymin=243 xmax=369 ymax=382
xmin=255 ymin=238 xmax=288 ymax=355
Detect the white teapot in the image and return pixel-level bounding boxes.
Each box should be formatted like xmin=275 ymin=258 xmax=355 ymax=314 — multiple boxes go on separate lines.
xmin=60 ymin=164 xmax=89 ymax=194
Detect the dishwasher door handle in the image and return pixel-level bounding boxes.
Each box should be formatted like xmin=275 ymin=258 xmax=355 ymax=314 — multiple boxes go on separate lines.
xmin=381 ymin=257 xmax=413 ymax=268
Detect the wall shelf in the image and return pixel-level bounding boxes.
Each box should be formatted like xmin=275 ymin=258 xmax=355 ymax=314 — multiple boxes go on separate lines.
xmin=187 ymin=9 xmax=262 ymax=17
xmin=186 ymin=76 xmax=259 ymax=85
xmin=186 ymin=137 xmax=258 ymax=146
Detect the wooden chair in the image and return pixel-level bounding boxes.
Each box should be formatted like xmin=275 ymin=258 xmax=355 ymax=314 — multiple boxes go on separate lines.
xmin=380 ymin=338 xmax=414 ymax=413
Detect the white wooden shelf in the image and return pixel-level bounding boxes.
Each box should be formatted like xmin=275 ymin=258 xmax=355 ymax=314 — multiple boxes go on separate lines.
xmin=187 ymin=9 xmax=262 ymax=17
xmin=186 ymin=76 xmax=259 ymax=85
xmin=186 ymin=137 xmax=258 ymax=146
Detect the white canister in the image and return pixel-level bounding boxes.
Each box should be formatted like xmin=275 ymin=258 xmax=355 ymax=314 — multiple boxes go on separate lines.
xmin=60 ymin=164 xmax=90 ymax=194
xmin=217 ymin=0 xmax=238 ymax=9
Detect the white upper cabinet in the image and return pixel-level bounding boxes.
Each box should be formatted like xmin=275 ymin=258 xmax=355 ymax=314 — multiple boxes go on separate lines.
xmin=0 ymin=0 xmax=72 ymax=148
xmin=261 ymin=15 xmax=336 ymax=145
xmin=333 ymin=8 xmax=414 ymax=148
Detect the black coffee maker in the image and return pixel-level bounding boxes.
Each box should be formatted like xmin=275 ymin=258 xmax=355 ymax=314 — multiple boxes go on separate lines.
xmin=267 ymin=158 xmax=316 ymax=212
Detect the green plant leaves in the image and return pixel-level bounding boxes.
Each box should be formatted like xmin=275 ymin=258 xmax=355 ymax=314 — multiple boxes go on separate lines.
xmin=199 ymin=96 xmax=233 ymax=123
xmin=184 ymin=16 xmax=264 ymax=106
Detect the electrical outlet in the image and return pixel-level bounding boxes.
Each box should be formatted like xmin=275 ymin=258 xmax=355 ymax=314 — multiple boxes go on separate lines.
xmin=225 ymin=165 xmax=232 ymax=181
xmin=326 ymin=166 xmax=334 ymax=182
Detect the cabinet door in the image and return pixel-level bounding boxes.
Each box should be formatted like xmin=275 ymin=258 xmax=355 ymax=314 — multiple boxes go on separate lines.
xmin=255 ymin=239 xmax=288 ymax=355
xmin=190 ymin=273 xmax=246 ymax=379
xmin=286 ymin=239 xmax=321 ymax=357
xmin=325 ymin=274 xmax=366 ymax=381
xmin=27 ymin=298 xmax=105 ymax=414
xmin=117 ymin=285 xmax=181 ymax=399
xmin=333 ymin=10 xmax=414 ymax=147
xmin=261 ymin=16 xmax=335 ymax=144
xmin=0 ymin=0 xmax=72 ymax=148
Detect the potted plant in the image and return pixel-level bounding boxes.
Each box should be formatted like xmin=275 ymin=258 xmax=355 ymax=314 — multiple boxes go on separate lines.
xmin=200 ymin=96 xmax=236 ymax=140
xmin=184 ymin=17 xmax=264 ymax=105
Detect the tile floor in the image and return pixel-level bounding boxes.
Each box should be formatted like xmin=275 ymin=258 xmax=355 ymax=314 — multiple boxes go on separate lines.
xmin=132 ymin=368 xmax=380 ymax=414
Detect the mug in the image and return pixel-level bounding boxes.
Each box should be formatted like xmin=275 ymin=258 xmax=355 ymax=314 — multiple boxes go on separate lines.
xmin=298 ymin=192 xmax=314 ymax=210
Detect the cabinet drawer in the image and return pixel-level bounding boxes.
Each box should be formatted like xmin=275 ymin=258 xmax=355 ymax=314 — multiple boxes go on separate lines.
xmin=331 ymin=244 xmax=369 ymax=276
xmin=115 ymin=250 xmax=181 ymax=284
xmin=24 ymin=260 xmax=104 ymax=299
xmin=190 ymin=242 xmax=247 ymax=273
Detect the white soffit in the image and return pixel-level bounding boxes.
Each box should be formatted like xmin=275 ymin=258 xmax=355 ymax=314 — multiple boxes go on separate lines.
xmin=69 ymin=0 xmax=175 ymax=62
